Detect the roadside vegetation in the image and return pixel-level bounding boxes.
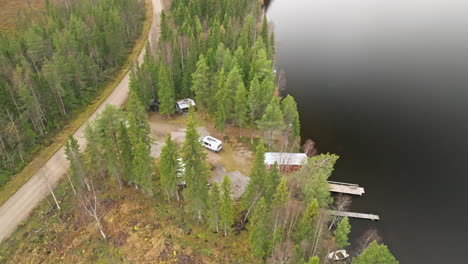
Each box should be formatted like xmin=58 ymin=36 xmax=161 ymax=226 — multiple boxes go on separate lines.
xmin=0 ymin=0 xmax=399 ymax=263
xmin=0 ymin=0 xmax=146 ymax=189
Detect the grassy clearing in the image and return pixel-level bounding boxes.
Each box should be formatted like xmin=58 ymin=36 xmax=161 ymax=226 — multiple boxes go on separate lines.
xmin=0 ymin=0 xmax=153 ymax=207
xmin=0 ymin=176 xmax=256 ymax=263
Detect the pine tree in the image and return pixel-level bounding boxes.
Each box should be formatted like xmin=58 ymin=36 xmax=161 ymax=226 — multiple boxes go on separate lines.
xmin=272 ymin=178 xmax=288 ymax=207
xmin=191 ymin=55 xmax=211 ymax=109
xmin=233 ymin=81 xmax=248 ymax=134
xmin=182 ymin=109 xmax=209 ymax=221
xmin=249 ymin=197 xmax=270 ymax=260
xmin=243 ymin=141 xmax=267 ymax=211
xmin=118 ymin=123 xmax=134 ymax=182
xmin=160 ymin=134 xmax=180 ymax=201
xmin=334 ymin=217 xmax=351 ymax=249
xmin=132 ymin=137 xmax=154 ymax=196
xmin=264 ymin=162 xmax=280 ymax=207
xmin=220 ymin=175 xmax=235 ymax=236
xmin=208 ymin=182 xmax=221 ymax=232
xmin=353 ymin=241 xmax=399 ymax=264
xmin=257 ymin=97 xmax=285 ymax=148
xmin=303 ymin=154 xmax=339 ymax=207
xmin=158 ymin=62 xmax=175 ymax=115
xmin=281 ymin=95 xmax=301 ymax=139
xmin=65 ymin=136 xmax=89 ymax=191
xmin=294 ymin=199 xmax=319 ymax=243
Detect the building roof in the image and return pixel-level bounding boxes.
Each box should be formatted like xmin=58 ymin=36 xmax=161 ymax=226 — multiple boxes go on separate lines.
xmin=264 ymin=152 xmax=308 ymax=166
xmin=176 ymin=98 xmax=195 ymax=109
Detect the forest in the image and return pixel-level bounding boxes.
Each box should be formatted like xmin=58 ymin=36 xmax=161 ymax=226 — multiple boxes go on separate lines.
xmin=0 ymin=0 xmax=399 ymax=263
xmin=0 ymin=0 xmax=146 ymax=187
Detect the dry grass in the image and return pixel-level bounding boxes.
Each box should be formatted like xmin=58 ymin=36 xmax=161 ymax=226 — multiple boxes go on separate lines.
xmin=0 ymin=178 xmax=256 ymax=263
xmin=0 ymin=0 xmax=154 ymax=206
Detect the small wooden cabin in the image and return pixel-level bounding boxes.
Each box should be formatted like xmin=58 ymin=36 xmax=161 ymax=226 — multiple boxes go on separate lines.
xmin=264 ymin=152 xmax=308 ymax=172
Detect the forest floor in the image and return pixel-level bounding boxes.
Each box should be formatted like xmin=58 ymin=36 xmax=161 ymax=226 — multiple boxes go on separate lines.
xmin=0 ymin=0 xmax=160 ymax=243
xmin=0 ymin=112 xmax=260 ymax=263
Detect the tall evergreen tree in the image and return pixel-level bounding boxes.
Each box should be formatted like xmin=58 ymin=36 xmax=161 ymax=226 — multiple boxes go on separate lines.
xmin=131 ymin=137 xmax=154 ymax=196
xmin=160 ymin=134 xmax=180 ymax=201
xmin=181 ymin=109 xmax=209 ymax=221
xmin=158 ymin=62 xmax=176 ymax=115
xmin=334 ymin=217 xmax=351 ymax=249
xmin=207 ymin=182 xmax=221 ymax=233
xmin=294 ymin=199 xmax=319 ymax=243
xmin=302 ymin=154 xmax=339 ymax=207
xmin=264 ymin=162 xmax=281 ymax=207
xmin=243 ymin=141 xmax=267 ymax=211
xmin=65 ymin=136 xmax=89 ymax=191
xmin=220 ymin=175 xmax=235 ymax=236
xmin=233 ymin=81 xmax=248 ymax=134
xmin=257 ymin=97 xmax=285 ymax=148
xmin=353 ymin=241 xmax=399 ymax=264
xmin=191 ymin=55 xmax=211 ymax=109
xmin=249 ymin=197 xmax=270 ymax=260
xmin=272 ymin=178 xmax=288 ymax=207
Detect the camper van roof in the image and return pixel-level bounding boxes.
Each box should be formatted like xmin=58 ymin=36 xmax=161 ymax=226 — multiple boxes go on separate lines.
xmin=202 ymin=136 xmax=222 ymax=146
xmin=176 ymin=98 xmax=195 ymax=109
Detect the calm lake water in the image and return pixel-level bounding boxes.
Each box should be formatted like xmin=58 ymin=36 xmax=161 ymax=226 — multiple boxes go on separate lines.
xmin=266 ymin=0 xmax=468 ymax=263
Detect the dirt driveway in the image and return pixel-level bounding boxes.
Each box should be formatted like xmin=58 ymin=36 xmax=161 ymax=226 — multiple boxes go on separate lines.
xmin=148 ymin=113 xmax=253 ymax=199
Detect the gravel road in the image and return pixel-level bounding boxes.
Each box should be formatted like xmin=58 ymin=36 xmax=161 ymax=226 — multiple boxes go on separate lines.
xmin=0 ymin=0 xmax=163 ymax=243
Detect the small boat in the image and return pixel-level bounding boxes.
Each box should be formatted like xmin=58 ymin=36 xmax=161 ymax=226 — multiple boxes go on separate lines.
xmin=327 ymin=250 xmax=350 ymax=261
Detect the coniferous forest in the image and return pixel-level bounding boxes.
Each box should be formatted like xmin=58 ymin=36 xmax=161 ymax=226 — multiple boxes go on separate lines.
xmin=0 ymin=0 xmax=400 ymax=263
xmin=0 ymin=0 xmax=145 ymax=186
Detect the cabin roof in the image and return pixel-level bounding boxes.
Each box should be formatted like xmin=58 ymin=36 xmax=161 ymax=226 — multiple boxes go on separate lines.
xmin=264 ymin=152 xmax=308 ymax=166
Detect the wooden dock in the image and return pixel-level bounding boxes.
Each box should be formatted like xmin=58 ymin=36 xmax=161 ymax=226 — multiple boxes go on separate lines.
xmin=328 ymin=181 xmax=365 ymax=196
xmin=328 ymin=210 xmax=380 ymax=221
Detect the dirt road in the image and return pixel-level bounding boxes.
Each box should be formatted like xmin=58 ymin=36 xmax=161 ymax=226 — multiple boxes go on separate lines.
xmin=0 ymin=0 xmax=164 ymax=243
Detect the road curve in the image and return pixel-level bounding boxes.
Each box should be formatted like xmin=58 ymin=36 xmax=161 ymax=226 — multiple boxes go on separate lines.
xmin=0 ymin=0 xmax=163 ymax=243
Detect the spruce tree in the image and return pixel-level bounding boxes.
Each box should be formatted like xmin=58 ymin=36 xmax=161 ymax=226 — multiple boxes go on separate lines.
xmin=158 ymin=62 xmax=175 ymax=115
xmin=243 ymin=141 xmax=267 ymax=211
xmin=132 ymin=137 xmax=154 ymax=196
xmin=220 ymin=175 xmax=235 ymax=236
xmin=303 ymin=154 xmax=339 ymax=207
xmin=334 ymin=217 xmax=351 ymax=249
xmin=264 ymin=162 xmax=281 ymax=207
xmin=281 ymin=95 xmax=301 ymax=140
xmin=257 ymin=97 xmax=285 ymax=148
xmin=233 ymin=81 xmax=248 ymax=134
xmin=353 ymin=241 xmax=399 ymax=264
xmin=118 ymin=123 xmax=134 ymax=182
xmin=272 ymin=178 xmax=288 ymax=207
xmin=249 ymin=197 xmax=270 ymax=260
xmin=181 ymin=109 xmax=209 ymax=221
xmin=65 ymin=136 xmax=88 ymax=191
xmin=160 ymin=134 xmax=180 ymax=201
xmin=191 ymin=55 xmax=211 ymax=109
xmin=208 ymin=182 xmax=221 ymax=232
xmin=294 ymin=199 xmax=319 ymax=243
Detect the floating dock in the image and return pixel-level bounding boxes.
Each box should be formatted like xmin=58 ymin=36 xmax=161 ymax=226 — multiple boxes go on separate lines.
xmin=328 ymin=181 xmax=365 ymax=196
xmin=328 ymin=210 xmax=380 ymax=221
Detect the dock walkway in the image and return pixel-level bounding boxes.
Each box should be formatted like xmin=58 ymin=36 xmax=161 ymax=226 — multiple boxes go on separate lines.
xmin=328 ymin=210 xmax=380 ymax=221
xmin=328 ymin=181 xmax=365 ymax=196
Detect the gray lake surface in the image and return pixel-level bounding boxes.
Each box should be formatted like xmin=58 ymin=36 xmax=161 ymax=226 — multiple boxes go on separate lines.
xmin=266 ymin=0 xmax=468 ymax=263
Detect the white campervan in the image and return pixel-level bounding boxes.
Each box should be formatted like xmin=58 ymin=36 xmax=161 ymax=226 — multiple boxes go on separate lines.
xmin=200 ymin=136 xmax=222 ymax=152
